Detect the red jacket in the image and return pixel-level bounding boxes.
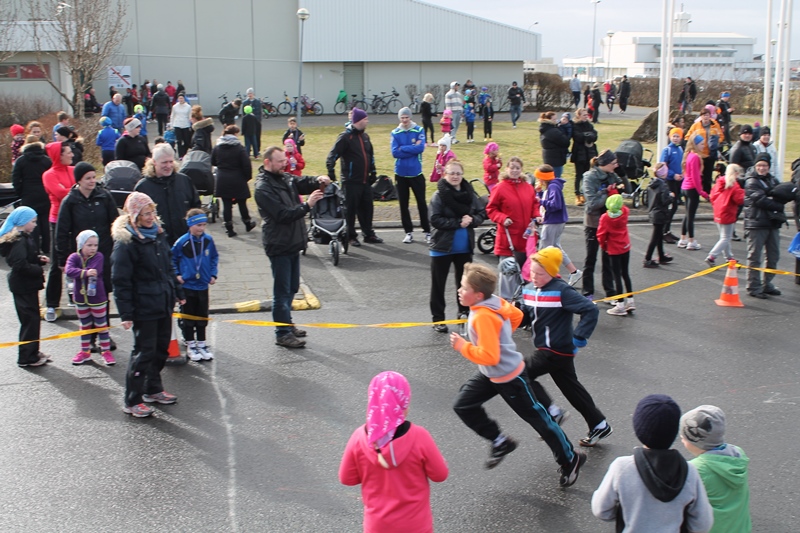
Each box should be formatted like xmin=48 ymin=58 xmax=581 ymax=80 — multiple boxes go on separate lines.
xmin=483 ymin=155 xmax=501 ymax=189
xmin=339 ymin=423 xmax=448 ymax=533
xmin=283 ymin=151 xmax=305 ymax=176
xmin=710 ymin=178 xmax=745 ymax=224
xmin=597 ymin=206 xmax=631 ymax=256
xmin=486 ymin=179 xmax=540 ymax=256
xmin=42 ymin=142 xmax=74 ymax=223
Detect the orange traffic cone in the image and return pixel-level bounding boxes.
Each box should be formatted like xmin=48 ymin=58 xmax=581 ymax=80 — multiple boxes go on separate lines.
xmin=715 ymin=260 xmax=744 ymax=307
xmin=165 ymin=318 xmax=187 ymax=365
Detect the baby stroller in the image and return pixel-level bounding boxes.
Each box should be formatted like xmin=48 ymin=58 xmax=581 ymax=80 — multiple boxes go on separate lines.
xmin=614 ymin=139 xmax=653 ymax=209
xmin=0 ymin=183 xmax=20 ymax=223
xmin=310 ymin=182 xmax=348 ymax=266
xmin=468 ymin=179 xmax=496 ymax=254
xmin=180 ymin=150 xmax=219 ymax=223
xmin=102 ymin=160 xmax=141 ymax=208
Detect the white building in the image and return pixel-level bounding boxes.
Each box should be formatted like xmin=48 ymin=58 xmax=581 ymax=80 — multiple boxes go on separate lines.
xmin=1 ymin=0 xmax=541 ymax=113
xmin=562 ymin=11 xmax=763 ymax=82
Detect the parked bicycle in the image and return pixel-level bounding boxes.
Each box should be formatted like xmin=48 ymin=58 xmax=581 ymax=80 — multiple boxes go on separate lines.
xmin=409 ymin=93 xmax=421 ymax=114
xmin=380 ymin=87 xmax=403 ymax=115
xmin=218 ymin=91 xmax=243 ymax=112
xmin=333 ymin=90 xmax=368 ymax=115
xmin=260 ymin=96 xmax=279 ymax=118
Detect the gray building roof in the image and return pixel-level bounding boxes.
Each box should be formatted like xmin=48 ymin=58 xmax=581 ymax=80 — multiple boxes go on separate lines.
xmin=302 ymin=0 xmax=540 ymax=62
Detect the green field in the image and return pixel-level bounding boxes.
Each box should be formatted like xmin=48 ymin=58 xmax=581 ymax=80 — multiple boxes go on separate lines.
xmin=253 ymin=113 xmax=799 ymax=206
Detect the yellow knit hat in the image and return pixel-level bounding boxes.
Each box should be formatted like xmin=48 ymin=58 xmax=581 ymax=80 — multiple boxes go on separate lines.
xmin=532 ymin=246 xmax=563 ymax=277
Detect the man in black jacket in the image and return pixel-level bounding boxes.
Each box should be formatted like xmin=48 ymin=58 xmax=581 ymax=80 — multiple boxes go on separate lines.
xmin=134 ymin=143 xmax=200 ymax=246
xmin=744 ymin=153 xmax=784 ymax=299
xmin=151 ymin=84 xmax=172 ymax=136
xmin=728 ymin=124 xmax=756 ymax=174
xmin=255 ymin=146 xmax=330 ymax=349
xmin=679 ymin=77 xmax=697 ymax=114
xmin=325 ymin=108 xmax=383 ymax=246
xmin=507 ymin=81 xmax=525 ymax=128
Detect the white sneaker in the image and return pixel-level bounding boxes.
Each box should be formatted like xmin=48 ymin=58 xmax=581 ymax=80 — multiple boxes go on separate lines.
xmin=196 ymin=344 xmax=214 ymax=360
xmin=677 ymin=239 xmax=688 ymax=248
xmin=568 ymin=269 xmax=583 ymax=286
xmin=607 ymin=302 xmax=628 ymax=316
xmin=425 ymin=233 xmax=431 ymax=244
xmin=402 ymin=233 xmax=413 ymax=244
xmin=686 ymin=241 xmax=702 ymax=250
xmin=187 ymin=342 xmax=203 ymax=362
xmin=624 ymin=297 xmax=636 ymax=311
xmin=45 ymin=307 xmax=57 ymax=322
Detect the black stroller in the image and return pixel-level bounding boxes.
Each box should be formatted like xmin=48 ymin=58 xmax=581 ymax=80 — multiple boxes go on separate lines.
xmin=102 ymin=160 xmax=141 ymax=208
xmin=614 ymin=139 xmax=653 ymax=209
xmin=180 ymin=150 xmax=219 ymax=223
xmin=0 ymin=183 xmax=20 ymax=223
xmin=310 ymin=182 xmax=348 ymax=266
xmin=468 ymin=179 xmax=495 ymax=254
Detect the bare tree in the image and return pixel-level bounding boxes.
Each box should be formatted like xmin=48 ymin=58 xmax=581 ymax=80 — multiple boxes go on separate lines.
xmin=28 ymin=0 xmax=130 ymax=117
xmin=0 ymin=0 xmax=22 ymax=64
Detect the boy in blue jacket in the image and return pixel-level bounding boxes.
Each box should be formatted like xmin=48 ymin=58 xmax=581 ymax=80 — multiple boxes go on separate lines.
xmin=172 ymin=208 xmax=219 ymax=361
xmin=659 ymin=128 xmax=685 ymax=243
xmin=133 ymin=104 xmax=148 ymax=144
xmin=96 ymin=116 xmax=120 ymax=166
xmin=522 ymin=247 xmax=612 ymax=448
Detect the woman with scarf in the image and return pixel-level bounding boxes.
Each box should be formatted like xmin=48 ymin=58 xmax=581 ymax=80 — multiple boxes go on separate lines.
xmin=428 ymin=159 xmax=486 ymax=333
xmin=339 ymin=371 xmax=448 ymax=533
xmin=112 ymin=192 xmax=185 ymax=418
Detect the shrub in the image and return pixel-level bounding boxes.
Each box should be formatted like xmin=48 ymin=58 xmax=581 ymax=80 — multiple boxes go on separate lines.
xmin=524 ymin=72 xmax=572 ymax=112
xmin=0 ymin=94 xmax=58 ymax=129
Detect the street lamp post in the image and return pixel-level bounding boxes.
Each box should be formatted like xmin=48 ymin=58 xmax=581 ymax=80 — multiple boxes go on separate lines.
xmin=606 ymin=31 xmax=615 ymax=81
xmin=591 ymin=0 xmax=601 ymax=81
xmin=296 ymin=8 xmax=310 ymax=126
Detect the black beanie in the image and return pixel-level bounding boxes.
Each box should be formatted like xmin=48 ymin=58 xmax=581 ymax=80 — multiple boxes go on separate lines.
xmin=632 ymin=394 xmax=681 ymax=449
xmin=74 ymin=161 xmax=95 ymax=183
xmin=55 ymin=126 xmax=72 ymax=139
xmin=755 ymin=152 xmax=771 ymax=166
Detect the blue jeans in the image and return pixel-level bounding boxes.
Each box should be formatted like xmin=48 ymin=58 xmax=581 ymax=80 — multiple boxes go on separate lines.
xmin=268 ymin=253 xmax=300 ymax=337
xmin=510 ymin=104 xmax=522 ymax=126
xmin=553 ymin=165 xmax=563 ymax=178
xmin=244 ymin=134 xmax=259 ymax=157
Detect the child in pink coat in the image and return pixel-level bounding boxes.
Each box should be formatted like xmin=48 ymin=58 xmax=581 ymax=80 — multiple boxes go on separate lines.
xmin=482 ymin=142 xmax=501 ymax=192
xmin=429 ymin=134 xmax=456 ymax=183
xmin=439 ymin=109 xmax=452 ymax=135
xmin=339 ymin=371 xmax=448 ymax=533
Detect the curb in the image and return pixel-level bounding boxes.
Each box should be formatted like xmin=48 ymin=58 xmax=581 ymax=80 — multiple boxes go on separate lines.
xmin=373 ymin=214 xmax=715 ymax=228
xmin=48 ymin=280 xmax=322 ymax=321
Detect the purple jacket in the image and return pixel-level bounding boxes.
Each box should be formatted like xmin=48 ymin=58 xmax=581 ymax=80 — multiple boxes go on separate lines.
xmin=541 ymin=178 xmax=569 ymax=224
xmin=65 ymin=251 xmax=108 ymax=306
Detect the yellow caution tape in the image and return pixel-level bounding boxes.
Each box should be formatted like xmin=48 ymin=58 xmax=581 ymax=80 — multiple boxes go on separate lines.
xmin=3 ymin=263 xmax=797 ymax=349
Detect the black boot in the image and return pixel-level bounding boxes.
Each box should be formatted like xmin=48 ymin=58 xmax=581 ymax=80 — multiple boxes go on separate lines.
xmin=225 ymin=222 xmax=237 ymax=237
xmin=244 ymin=219 xmax=256 ymax=232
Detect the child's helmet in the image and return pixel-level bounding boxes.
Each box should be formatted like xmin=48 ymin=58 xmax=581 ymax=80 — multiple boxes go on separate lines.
xmin=134 ymin=104 xmax=144 ymax=114
xmin=499 ymin=257 xmax=520 ymax=276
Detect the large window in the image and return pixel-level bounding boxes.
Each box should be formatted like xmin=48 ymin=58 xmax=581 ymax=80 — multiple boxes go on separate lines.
xmin=0 ymin=63 xmax=51 ymax=80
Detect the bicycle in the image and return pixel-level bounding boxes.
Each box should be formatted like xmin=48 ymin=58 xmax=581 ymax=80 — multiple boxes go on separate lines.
xmin=409 ymin=93 xmax=421 ymax=114
xmin=299 ymin=94 xmax=323 ymax=116
xmin=261 ymin=96 xmax=279 ymax=118
xmin=277 ymin=92 xmax=293 ymax=115
xmin=334 ymin=91 xmax=368 ymax=114
xmin=381 ymin=87 xmax=403 ymax=115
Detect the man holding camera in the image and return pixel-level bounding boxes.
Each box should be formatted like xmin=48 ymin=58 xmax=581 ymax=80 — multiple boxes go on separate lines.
xmin=255 ymin=146 xmax=331 ymax=349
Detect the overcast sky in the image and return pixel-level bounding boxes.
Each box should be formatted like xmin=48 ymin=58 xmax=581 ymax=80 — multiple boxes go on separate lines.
xmin=422 ymin=0 xmax=800 ymax=60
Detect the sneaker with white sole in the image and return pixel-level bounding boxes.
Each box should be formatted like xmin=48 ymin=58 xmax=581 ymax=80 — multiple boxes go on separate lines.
xmin=425 ymin=233 xmax=431 ymax=244
xmin=402 ymin=233 xmax=413 ymax=244
xmin=486 ymin=436 xmax=518 ymax=469
xmin=187 ymin=343 xmax=203 ymax=362
xmin=676 ymin=239 xmax=688 ymax=248
xmin=607 ymin=302 xmax=628 ymax=316
xmin=568 ymin=269 xmax=583 ymax=286
xmin=624 ymin=297 xmax=636 ymax=311
xmin=559 ymin=452 xmax=587 ymax=487
xmin=72 ymin=351 xmax=92 ymax=365
xmin=101 ymin=351 xmax=116 ymax=366
xmin=196 ymin=344 xmax=214 ymax=360
xmin=579 ymin=423 xmax=613 ymax=447
xmin=142 ymin=391 xmax=177 ymax=404
xmin=45 ymin=307 xmax=57 ymax=322
xmin=123 ymin=403 xmax=154 ymax=418
xmin=686 ymin=241 xmax=702 ymax=250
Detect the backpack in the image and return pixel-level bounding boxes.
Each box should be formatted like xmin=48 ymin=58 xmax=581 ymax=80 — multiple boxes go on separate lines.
xmin=372 ymin=175 xmax=397 ymax=201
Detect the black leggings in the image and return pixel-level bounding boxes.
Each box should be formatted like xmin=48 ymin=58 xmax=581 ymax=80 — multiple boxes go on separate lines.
xmin=645 ymin=223 xmax=665 ymax=261
xmin=422 ymin=119 xmax=435 ymax=144
xmin=608 ymin=251 xmax=632 ymax=298
xmin=466 ymin=121 xmax=475 ymax=140
xmin=222 ymin=198 xmax=251 ymax=224
xmin=664 ymin=180 xmax=681 ymax=234
xmin=681 ymin=189 xmax=700 ymax=238
xmin=484 ymin=118 xmax=492 ymax=139
xmin=574 ymin=161 xmax=590 ymax=197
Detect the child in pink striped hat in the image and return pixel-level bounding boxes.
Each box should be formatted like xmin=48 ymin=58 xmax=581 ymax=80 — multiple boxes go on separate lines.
xmin=339 ymin=371 xmax=448 ymax=533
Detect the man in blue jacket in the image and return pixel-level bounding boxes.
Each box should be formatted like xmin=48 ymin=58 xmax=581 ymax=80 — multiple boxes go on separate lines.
xmin=101 ymin=93 xmax=126 ymax=132
xmin=522 ymin=247 xmax=613 ymax=448
xmin=391 ymin=107 xmax=430 ymax=244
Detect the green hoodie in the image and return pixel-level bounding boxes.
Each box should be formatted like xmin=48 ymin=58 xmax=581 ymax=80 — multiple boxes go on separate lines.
xmin=690 ymin=445 xmax=751 ymax=533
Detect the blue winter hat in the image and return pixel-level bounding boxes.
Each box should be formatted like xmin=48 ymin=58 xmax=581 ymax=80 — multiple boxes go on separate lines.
xmin=693 ymin=135 xmax=704 ymax=146
xmin=721 ymin=92 xmax=731 ymax=98
xmin=99 ymin=116 xmax=112 ymax=127
xmin=0 ymin=206 xmax=37 ymax=238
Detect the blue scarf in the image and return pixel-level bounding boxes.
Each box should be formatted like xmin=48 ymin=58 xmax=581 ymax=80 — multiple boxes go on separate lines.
xmin=127 ymin=223 xmax=159 ymax=240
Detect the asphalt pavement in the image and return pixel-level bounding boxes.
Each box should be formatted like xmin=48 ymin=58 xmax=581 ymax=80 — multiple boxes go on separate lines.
xmin=1 ymin=218 xmax=798 ymax=532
